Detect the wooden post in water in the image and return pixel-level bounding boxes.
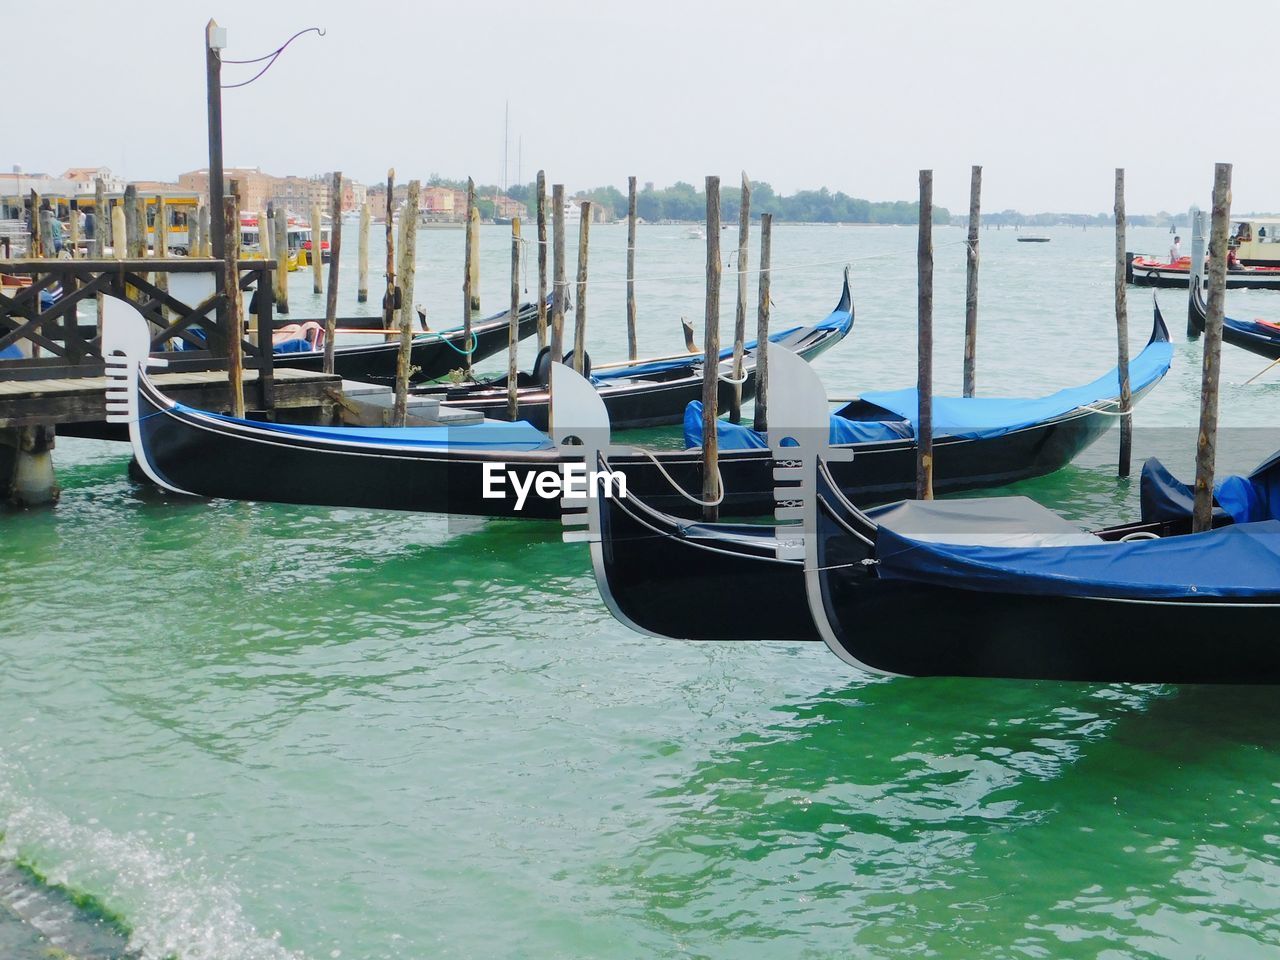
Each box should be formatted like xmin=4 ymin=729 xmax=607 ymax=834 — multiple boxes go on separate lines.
xmin=199 ymin=204 xmax=212 ymax=257
xmin=154 ymin=195 xmax=168 ymax=257
xmin=701 ymin=175 xmax=722 ymax=522
xmin=1192 ymin=163 xmax=1233 ymax=533
xmin=123 ymin=186 xmax=140 ymax=258
xmin=68 ymin=199 xmax=80 ymax=259
xmin=626 ymin=175 xmax=639 ymax=362
xmin=730 ymin=172 xmax=750 ymax=421
xmin=29 ymin=191 xmax=42 ymax=259
xmin=94 ymin=178 xmax=107 ymax=333
xmin=462 ymin=177 xmax=475 ymax=375
xmin=357 ymin=200 xmax=371 ymax=303
xmin=550 ymin=184 xmax=566 ymax=363
xmin=468 ymin=203 xmax=481 ymax=313
xmin=223 ymin=194 xmax=246 ymax=419
xmin=1188 ymin=206 xmax=1205 ymax=338
xmin=573 ymin=203 xmax=591 ymax=374
xmin=536 ymin=170 xmax=548 ymax=349
xmin=1114 ymin=168 xmax=1133 ymax=478
xmin=323 ymin=171 xmax=343 ymax=375
xmin=393 ymin=179 xmax=420 ymax=425
xmin=963 ymin=164 xmax=981 ymax=397
xmin=310 ymin=200 xmax=324 ymax=294
xmin=273 ymin=206 xmax=290 ymax=315
xmin=382 ymin=168 xmax=396 ymax=331
xmin=546 ymin=184 xmax=567 ymax=430
xmin=111 ymin=206 xmax=127 ymax=261
xmin=94 ymin=178 xmax=107 ymax=254
xmin=916 ymin=170 xmax=934 ymax=501
xmin=753 ymin=213 xmax=773 ymax=433
xmin=507 ymin=217 xmax=522 ymax=421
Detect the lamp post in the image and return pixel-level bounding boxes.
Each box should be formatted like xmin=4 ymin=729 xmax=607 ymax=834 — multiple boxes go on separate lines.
xmin=206 ymin=20 xmax=227 ymax=262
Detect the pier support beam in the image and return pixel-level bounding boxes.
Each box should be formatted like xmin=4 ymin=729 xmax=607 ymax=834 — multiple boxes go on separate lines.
xmin=1 ymin=426 xmax=59 ymax=507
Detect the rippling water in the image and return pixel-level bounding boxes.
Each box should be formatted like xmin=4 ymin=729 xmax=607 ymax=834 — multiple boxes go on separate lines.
xmin=3 ymin=223 xmax=1280 ymax=958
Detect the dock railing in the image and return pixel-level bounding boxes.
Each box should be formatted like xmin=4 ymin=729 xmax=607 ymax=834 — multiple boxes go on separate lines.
xmin=0 ymin=257 xmax=278 ymax=410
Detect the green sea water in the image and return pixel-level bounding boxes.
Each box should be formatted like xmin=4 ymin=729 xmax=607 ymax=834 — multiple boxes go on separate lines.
xmin=3 ymin=223 xmax=1280 ymax=959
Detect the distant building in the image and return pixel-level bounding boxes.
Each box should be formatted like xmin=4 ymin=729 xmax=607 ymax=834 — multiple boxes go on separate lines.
xmin=60 ymin=166 xmax=127 ymax=194
xmin=178 ymin=166 xmax=276 ymax=215
xmin=421 ymin=185 xmax=461 ymax=221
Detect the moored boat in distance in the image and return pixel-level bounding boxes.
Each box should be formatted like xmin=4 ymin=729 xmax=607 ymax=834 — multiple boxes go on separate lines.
xmin=1188 ymin=282 xmax=1280 ymax=360
xmin=1126 ymin=253 xmax=1280 ymax=290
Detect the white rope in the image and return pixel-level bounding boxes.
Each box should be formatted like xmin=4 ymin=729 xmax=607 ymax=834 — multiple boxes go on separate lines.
xmin=717 ymin=367 xmax=749 ymax=386
xmin=636 ymin=448 xmax=725 ymax=507
xmin=1077 ymin=402 xmax=1132 ymax=417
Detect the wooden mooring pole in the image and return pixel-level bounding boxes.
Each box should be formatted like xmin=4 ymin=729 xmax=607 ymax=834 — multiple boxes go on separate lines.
xmin=393 ymin=179 xmax=419 ymax=425
xmin=94 ymin=178 xmax=106 ymax=334
xmin=323 ymin=171 xmax=343 ymax=375
xmin=916 ymin=169 xmax=934 ymax=501
xmin=550 ymin=184 xmax=566 ymax=363
xmin=462 ymin=177 xmax=475 ymax=376
xmin=1114 ymin=168 xmax=1133 ymax=478
xmin=199 ymin=204 xmax=211 ymax=257
xmin=382 ymin=168 xmax=396 ymax=331
xmin=573 ymin=202 xmax=591 ymax=374
xmin=963 ymin=164 xmax=981 ymax=397
xmin=730 ymin=171 xmax=750 ymax=421
xmin=1192 ymin=163 xmax=1233 ymax=533
xmin=468 ymin=202 xmax=481 ymax=313
xmin=701 ymin=175 xmax=722 ymax=522
xmin=273 ymin=205 xmax=290 ymax=315
xmin=310 ymin=200 xmax=324 ymax=294
xmin=223 ymin=193 xmax=246 ymax=419
xmin=536 ymin=170 xmax=548 ymax=349
xmin=357 ymin=200 xmax=370 ymax=303
xmin=753 ymin=213 xmax=773 ymax=433
xmin=626 ymin=175 xmax=639 ymax=361
xmin=507 ymin=217 xmax=522 ymax=422
xmin=547 ymin=184 xmax=567 ymax=430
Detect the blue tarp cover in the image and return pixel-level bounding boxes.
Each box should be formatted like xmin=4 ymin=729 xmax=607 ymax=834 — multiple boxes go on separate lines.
xmin=601 ymin=302 xmax=852 ymax=382
xmin=876 ymin=518 xmax=1280 ymax=599
xmin=1141 ymin=450 xmax=1280 ymax=525
xmin=689 ymin=334 xmax=1172 ymax=451
xmin=172 ymin=403 xmax=554 ymax=451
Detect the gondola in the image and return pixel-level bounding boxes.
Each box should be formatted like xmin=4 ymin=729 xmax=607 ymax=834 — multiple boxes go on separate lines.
xmin=1188 ymin=282 xmax=1280 ymax=360
xmin=410 ymin=273 xmax=855 ymax=431
xmin=103 ymin=296 xmax=611 ymax=520
xmin=778 ymin=349 xmax=1280 ymax=683
xmin=565 ymin=308 xmax=1176 ymax=642
xmin=619 ymin=299 xmax=1173 ymax=519
xmin=1126 ymin=255 xmax=1280 ymax=290
xmin=272 ymin=297 xmax=547 ymax=384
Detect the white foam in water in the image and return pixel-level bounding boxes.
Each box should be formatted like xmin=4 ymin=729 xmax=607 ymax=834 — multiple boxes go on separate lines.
xmin=0 ymin=762 xmax=307 ymax=960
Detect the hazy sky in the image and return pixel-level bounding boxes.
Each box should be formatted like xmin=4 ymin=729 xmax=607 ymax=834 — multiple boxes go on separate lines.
xmin=6 ymin=0 xmax=1270 ymax=214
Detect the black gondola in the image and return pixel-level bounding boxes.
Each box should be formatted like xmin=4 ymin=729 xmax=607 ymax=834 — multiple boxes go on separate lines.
xmin=611 ymin=300 xmax=1172 ymax=519
xmin=780 ymin=348 xmax=1280 ymax=683
xmin=410 ymin=274 xmax=856 ymax=431
xmin=104 ymin=296 xmax=613 ymax=520
xmin=566 ymin=309 xmax=1175 ymax=642
xmin=1188 ymin=282 xmax=1280 ymax=360
xmin=272 ymin=298 xmax=546 ymax=384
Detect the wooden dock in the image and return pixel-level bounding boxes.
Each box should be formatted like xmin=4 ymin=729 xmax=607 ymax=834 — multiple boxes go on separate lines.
xmin=0 ymin=366 xmax=339 ymax=430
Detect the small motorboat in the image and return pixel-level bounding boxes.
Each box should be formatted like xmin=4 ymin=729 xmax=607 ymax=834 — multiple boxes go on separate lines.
xmin=1127 ymin=254 xmax=1280 ymax=290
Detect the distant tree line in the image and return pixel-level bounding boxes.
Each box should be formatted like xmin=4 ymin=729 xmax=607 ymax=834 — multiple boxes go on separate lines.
xmin=967 ymin=209 xmax=1195 ymax=228
xmin=427 ymin=175 xmax=950 ymax=225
